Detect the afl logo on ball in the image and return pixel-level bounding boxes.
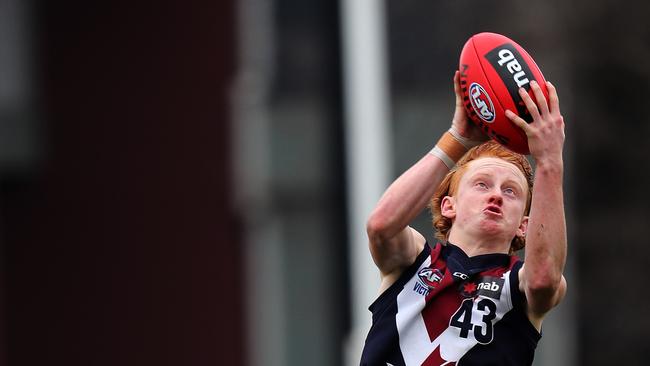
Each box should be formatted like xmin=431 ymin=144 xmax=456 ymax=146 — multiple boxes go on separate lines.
xmin=469 ymin=82 xmax=495 ymax=123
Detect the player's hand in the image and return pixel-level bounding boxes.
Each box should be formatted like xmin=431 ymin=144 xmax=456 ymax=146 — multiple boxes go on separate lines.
xmin=505 ymin=80 xmax=565 ymax=163
xmin=451 ymin=70 xmax=488 ymax=143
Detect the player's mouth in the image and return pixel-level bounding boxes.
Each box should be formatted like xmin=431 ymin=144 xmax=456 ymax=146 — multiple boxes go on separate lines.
xmin=484 ymin=205 xmax=502 ymax=216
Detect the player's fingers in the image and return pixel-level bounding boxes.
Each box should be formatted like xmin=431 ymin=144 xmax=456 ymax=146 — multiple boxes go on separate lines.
xmin=453 ymin=71 xmax=461 ymax=96
xmin=518 ymin=87 xmax=541 ymax=121
xmin=547 ymin=81 xmax=560 ymax=115
xmin=530 ymin=80 xmax=549 ymax=116
xmin=505 ymin=109 xmax=531 ymax=134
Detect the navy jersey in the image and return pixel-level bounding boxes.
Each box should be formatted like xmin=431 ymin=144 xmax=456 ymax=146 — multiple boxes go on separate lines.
xmin=360 ymin=242 xmax=541 ymax=366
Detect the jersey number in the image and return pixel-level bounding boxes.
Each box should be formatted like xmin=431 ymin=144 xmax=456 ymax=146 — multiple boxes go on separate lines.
xmin=449 ymin=298 xmax=496 ymax=344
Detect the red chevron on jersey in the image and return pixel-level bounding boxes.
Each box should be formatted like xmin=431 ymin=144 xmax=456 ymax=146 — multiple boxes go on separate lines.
xmin=421 ymin=249 xmax=462 ymax=343
xmin=423 ymin=346 xmax=455 ymax=366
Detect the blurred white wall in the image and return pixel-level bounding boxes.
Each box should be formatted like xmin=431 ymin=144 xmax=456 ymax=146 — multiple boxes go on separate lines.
xmin=340 ymin=0 xmax=391 ymax=364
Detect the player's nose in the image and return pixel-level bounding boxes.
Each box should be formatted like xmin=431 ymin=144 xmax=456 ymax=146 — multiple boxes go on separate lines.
xmin=488 ymin=191 xmax=503 ymax=205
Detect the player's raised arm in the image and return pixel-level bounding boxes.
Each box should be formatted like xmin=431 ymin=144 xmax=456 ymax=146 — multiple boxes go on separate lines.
xmin=506 ymin=80 xmax=567 ymax=326
xmin=366 ymin=72 xmax=486 ymax=286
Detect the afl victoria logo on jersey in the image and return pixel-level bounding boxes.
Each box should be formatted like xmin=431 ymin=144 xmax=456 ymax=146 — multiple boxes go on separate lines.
xmin=413 ymin=267 xmax=444 ymax=296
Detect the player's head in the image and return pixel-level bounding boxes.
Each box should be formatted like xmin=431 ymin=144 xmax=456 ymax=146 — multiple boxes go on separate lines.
xmin=430 ymin=140 xmax=533 ymax=254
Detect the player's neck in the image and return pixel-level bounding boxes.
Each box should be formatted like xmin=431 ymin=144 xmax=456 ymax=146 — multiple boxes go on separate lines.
xmin=447 ymin=229 xmax=510 ymax=257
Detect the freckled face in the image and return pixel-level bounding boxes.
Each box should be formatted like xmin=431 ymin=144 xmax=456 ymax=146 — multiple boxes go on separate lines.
xmin=446 ymin=157 xmax=529 ymax=242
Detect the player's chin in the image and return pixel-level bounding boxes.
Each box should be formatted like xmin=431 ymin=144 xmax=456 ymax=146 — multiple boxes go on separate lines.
xmin=477 ymin=219 xmax=508 ymax=236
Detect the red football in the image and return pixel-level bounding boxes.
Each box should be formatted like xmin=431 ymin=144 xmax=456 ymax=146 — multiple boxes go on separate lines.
xmin=459 ymin=32 xmax=549 ymax=154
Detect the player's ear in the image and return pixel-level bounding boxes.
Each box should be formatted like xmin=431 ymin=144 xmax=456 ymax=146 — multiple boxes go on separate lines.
xmin=441 ymin=196 xmax=456 ymax=219
xmin=516 ymin=215 xmax=529 ymax=238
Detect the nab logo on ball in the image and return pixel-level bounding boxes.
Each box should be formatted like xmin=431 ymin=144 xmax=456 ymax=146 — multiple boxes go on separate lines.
xmin=485 ymin=43 xmax=538 ymax=123
xmin=469 ymin=83 xmax=495 ymax=123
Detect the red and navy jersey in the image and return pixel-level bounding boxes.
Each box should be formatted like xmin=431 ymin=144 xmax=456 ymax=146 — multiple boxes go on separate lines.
xmin=360 ymin=242 xmax=541 ymax=366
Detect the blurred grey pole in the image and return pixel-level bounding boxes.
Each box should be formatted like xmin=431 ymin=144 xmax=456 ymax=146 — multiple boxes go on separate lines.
xmin=232 ymin=0 xmax=286 ymax=365
xmin=340 ymin=0 xmax=392 ymax=364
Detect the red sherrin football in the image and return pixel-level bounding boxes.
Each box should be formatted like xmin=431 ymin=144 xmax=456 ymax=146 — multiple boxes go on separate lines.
xmin=459 ymin=32 xmax=549 ymax=154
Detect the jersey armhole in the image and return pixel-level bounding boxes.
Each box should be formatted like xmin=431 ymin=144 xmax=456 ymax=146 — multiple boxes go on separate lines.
xmin=368 ymin=242 xmax=432 ymax=315
xmin=509 ymin=260 xmax=543 ymax=339
xmin=509 ymin=260 xmax=525 ymax=309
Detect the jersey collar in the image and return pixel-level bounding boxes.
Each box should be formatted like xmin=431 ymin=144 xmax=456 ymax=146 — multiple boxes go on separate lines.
xmin=441 ymin=241 xmax=511 ymax=277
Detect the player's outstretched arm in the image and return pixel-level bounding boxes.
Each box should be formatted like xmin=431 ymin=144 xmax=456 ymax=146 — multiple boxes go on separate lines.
xmin=367 ymin=72 xmax=486 ymax=289
xmin=506 ymin=80 xmax=567 ymax=327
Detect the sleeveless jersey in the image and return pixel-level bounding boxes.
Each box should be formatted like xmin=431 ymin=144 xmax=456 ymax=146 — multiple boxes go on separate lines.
xmin=360 ymin=242 xmax=541 ymax=366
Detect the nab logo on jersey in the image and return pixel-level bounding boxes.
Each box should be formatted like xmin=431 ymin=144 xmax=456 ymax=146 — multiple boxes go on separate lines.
xmin=413 ymin=268 xmax=443 ymax=296
xmin=459 ymin=276 xmax=505 ymax=300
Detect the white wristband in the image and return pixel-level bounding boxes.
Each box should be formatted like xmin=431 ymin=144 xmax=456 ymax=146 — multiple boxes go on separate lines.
xmin=448 ymin=126 xmax=481 ymax=150
xmin=429 ymin=145 xmax=455 ymax=170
